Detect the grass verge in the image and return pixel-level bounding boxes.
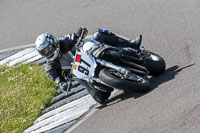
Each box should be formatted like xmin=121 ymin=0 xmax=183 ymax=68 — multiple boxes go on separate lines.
xmin=0 ymin=63 xmax=57 ymax=133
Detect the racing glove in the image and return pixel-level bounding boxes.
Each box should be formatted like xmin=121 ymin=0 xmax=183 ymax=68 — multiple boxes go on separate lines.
xmin=75 ymin=27 xmax=88 ymax=38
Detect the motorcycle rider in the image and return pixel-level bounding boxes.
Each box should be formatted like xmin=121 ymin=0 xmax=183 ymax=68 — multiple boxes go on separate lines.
xmin=35 ymin=27 xmax=142 ymax=104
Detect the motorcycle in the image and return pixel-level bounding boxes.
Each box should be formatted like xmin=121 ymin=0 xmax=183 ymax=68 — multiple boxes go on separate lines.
xmin=65 ymin=31 xmax=166 ymax=102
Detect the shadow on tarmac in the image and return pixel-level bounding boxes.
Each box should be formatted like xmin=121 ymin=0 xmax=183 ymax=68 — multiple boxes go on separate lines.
xmin=97 ymin=63 xmax=195 ymax=109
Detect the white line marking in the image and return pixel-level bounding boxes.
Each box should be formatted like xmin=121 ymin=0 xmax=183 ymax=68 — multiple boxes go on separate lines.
xmin=65 ymin=90 xmax=118 ymax=133
xmin=0 ymin=43 xmax=35 ymax=54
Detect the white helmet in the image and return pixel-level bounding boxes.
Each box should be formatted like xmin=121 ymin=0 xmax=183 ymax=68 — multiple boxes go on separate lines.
xmin=35 ymin=33 xmax=60 ymax=61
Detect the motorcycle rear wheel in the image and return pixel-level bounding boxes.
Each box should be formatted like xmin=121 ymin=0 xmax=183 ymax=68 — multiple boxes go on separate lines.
xmin=144 ymin=51 xmax=166 ymax=76
xmin=99 ymin=68 xmax=150 ymax=93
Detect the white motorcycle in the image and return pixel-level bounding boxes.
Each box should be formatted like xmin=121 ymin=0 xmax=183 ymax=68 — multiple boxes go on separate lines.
xmin=66 ymin=31 xmax=165 ymax=102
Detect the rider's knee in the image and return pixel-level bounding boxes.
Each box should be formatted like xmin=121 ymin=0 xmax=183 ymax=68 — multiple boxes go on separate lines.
xmin=92 ymin=32 xmax=106 ymax=43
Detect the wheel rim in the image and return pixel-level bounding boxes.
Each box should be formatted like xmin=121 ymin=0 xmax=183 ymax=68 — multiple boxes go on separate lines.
xmin=107 ymin=69 xmax=147 ymax=83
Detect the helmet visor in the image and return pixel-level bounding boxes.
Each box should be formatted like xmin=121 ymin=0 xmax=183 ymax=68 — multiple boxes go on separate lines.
xmin=39 ymin=43 xmax=56 ymax=57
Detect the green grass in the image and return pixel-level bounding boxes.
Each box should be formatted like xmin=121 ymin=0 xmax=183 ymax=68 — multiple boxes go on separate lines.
xmin=0 ymin=63 xmax=57 ymax=133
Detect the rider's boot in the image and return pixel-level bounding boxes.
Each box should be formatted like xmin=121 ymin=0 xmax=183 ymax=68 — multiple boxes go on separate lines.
xmin=116 ymin=34 xmax=142 ymax=51
xmin=92 ymin=30 xmax=142 ymax=50
xmin=129 ymin=34 xmax=142 ymax=50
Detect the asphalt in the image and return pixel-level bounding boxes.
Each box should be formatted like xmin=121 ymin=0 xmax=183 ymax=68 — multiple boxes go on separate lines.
xmin=1 ymin=0 xmax=200 ymax=133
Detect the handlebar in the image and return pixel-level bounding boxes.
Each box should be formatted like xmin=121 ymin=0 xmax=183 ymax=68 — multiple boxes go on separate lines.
xmin=76 ymin=28 xmax=88 ymax=50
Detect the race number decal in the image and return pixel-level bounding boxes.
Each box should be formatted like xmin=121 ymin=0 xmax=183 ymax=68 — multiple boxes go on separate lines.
xmin=78 ymin=65 xmax=89 ymax=75
xmin=73 ymin=52 xmax=96 ymax=79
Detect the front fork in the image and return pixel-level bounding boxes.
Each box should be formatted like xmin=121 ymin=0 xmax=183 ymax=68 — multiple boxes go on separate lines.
xmin=91 ymin=58 xmax=142 ymax=84
xmin=87 ymin=58 xmax=130 ymax=86
xmin=96 ymin=58 xmax=130 ymax=77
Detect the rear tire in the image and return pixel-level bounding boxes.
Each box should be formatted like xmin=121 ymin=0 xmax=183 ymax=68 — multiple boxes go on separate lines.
xmin=144 ymin=51 xmax=166 ymax=76
xmin=99 ymin=69 xmax=150 ymax=93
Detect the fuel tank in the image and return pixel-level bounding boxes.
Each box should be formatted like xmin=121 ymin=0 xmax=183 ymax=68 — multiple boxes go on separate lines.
xmin=81 ymin=40 xmax=101 ymax=52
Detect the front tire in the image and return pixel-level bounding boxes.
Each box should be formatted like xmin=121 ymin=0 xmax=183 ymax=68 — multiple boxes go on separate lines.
xmin=99 ymin=69 xmax=150 ymax=93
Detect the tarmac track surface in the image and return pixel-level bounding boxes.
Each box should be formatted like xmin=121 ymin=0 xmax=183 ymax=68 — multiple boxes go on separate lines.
xmin=1 ymin=0 xmax=200 ymax=133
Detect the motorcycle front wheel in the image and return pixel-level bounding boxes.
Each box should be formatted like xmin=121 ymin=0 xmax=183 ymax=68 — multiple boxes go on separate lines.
xmin=99 ymin=68 xmax=150 ymax=93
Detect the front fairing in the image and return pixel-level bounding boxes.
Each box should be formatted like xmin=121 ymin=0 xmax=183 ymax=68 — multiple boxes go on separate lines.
xmin=72 ymin=52 xmax=97 ymax=80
